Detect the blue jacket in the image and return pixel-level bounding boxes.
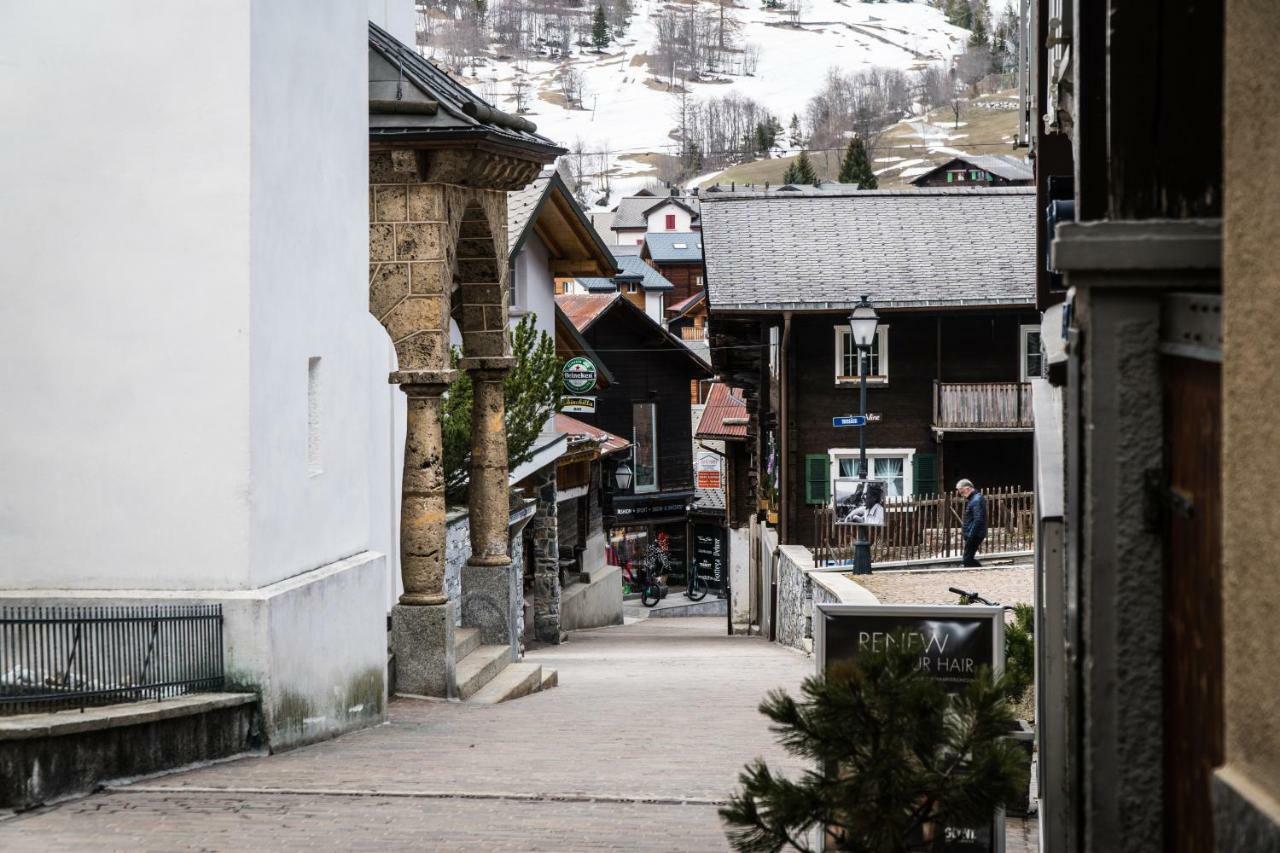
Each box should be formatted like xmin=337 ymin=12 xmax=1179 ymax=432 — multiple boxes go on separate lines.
xmin=962 ymin=491 xmax=988 ymax=539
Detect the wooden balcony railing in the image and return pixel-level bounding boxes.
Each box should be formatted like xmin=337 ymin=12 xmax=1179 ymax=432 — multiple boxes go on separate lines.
xmin=679 ymin=325 xmax=706 ymax=341
xmin=933 ymin=381 xmax=1033 ymax=430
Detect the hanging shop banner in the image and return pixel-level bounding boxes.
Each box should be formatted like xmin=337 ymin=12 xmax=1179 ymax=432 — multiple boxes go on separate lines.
xmin=815 ymin=603 xmax=1006 ymax=852
xmin=562 ymin=357 xmax=598 ymax=394
xmin=560 ymin=395 xmax=596 ymax=414
xmin=692 ymin=522 xmax=726 ymax=592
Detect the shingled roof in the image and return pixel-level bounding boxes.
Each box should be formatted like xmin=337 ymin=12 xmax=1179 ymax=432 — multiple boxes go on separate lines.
xmin=700 ymin=188 xmax=1036 ymax=312
xmin=909 ymin=155 xmax=1034 ymax=186
xmin=643 ymin=232 xmax=703 ymax=263
xmin=368 ymin=23 xmax=562 ymax=158
xmin=575 ymin=253 xmax=675 ymax=292
xmin=611 ymin=194 xmax=701 ymax=230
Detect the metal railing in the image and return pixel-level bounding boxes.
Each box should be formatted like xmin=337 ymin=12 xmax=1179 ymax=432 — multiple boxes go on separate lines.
xmin=933 ymin=381 xmax=1033 ymax=429
xmin=0 ymin=605 xmax=224 ymax=715
xmin=813 ymin=487 xmax=1034 ymax=567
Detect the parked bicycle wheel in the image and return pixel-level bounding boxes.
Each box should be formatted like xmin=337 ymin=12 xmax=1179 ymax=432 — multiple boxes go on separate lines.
xmin=686 ymin=572 xmax=707 ymax=602
xmin=642 ymin=583 xmax=662 ymax=607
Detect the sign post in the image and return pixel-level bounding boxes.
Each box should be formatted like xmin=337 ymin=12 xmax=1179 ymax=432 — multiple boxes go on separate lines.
xmin=832 ymin=413 xmax=882 ymax=427
xmin=814 ymin=603 xmax=1006 ymax=852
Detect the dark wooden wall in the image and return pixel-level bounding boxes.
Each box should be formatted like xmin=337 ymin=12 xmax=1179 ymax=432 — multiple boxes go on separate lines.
xmin=650 ymin=261 xmax=704 ymax=306
xmin=580 ymin=307 xmax=706 ymax=495
xmin=782 ymin=309 xmax=1038 ymax=545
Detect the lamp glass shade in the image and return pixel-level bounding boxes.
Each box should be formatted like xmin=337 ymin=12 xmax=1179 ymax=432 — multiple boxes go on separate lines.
xmin=849 ymin=300 xmax=879 ymax=348
xmin=614 ymin=461 xmax=633 ymax=491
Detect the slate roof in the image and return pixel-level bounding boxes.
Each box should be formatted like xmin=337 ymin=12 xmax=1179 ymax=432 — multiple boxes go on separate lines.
xmin=575 ymin=254 xmax=675 ymax=291
xmin=555 ymin=413 xmax=631 ymax=457
xmin=644 ymin=232 xmax=704 ymax=263
xmin=692 ymin=488 xmax=726 ymax=514
xmin=368 ymin=23 xmax=562 ymax=157
xmin=910 ymin=155 xmax=1034 ymax=185
xmin=696 ymin=383 xmax=749 ymax=440
xmin=611 ymin=194 xmax=701 ymax=230
xmin=701 ymin=188 xmax=1036 ymax=311
xmin=507 ymin=170 xmax=552 ymax=255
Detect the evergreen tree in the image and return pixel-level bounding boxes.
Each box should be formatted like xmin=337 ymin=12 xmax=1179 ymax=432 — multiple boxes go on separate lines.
xmin=968 ymin=0 xmax=991 ymax=48
xmin=721 ymin=635 xmax=1027 ymax=852
xmin=591 ymin=4 xmax=610 ymax=50
xmin=838 ymin=138 xmax=878 ymax=188
xmin=944 ymin=0 xmax=972 ymax=29
xmin=783 ymin=149 xmax=818 ymax=185
xmin=788 ymin=113 xmax=803 ymax=148
xmin=443 ymin=316 xmax=561 ymax=500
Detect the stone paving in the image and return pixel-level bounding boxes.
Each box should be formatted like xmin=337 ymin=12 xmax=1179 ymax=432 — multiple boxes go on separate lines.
xmin=0 ymin=616 xmax=1037 ymax=851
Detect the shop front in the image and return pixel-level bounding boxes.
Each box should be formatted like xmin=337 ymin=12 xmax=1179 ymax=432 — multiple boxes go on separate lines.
xmin=606 ymin=491 xmax=693 ymax=592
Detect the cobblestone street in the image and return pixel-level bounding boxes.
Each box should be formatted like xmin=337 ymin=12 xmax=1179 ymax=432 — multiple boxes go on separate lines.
xmin=1 ymin=617 xmax=1037 ymax=851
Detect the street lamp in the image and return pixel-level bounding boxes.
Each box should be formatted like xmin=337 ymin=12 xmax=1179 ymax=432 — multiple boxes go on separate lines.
xmin=614 ymin=460 xmax=634 ymax=492
xmin=849 ymin=295 xmax=878 ymax=575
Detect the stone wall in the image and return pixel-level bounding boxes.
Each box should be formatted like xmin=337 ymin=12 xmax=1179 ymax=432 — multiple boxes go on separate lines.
xmin=775 ymin=545 xmax=816 ymax=652
xmin=443 ymin=506 xmax=526 ymax=643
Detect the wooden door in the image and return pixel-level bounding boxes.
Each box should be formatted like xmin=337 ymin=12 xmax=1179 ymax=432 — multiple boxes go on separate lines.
xmin=1161 ymin=355 xmax=1223 ymax=852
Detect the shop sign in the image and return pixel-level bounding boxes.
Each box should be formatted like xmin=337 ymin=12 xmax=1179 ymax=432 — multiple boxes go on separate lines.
xmin=815 ymin=604 xmax=1006 ymax=852
xmin=611 ymin=492 xmax=693 ymax=523
xmin=696 ymin=452 xmax=721 ymax=489
xmin=561 ymin=395 xmax=596 ymax=414
xmin=693 ymin=523 xmax=725 ymax=590
xmin=562 ymin=357 xmax=598 ymax=394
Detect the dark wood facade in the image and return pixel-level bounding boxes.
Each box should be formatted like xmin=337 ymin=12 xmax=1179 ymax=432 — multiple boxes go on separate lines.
xmin=648 ymin=260 xmax=704 ymax=306
xmin=569 ymin=301 xmax=711 ymax=506
xmin=715 ymin=308 xmax=1037 ymax=547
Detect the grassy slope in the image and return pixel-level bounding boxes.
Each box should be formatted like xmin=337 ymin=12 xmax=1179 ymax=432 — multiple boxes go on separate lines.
xmin=701 ymin=92 xmax=1022 ymax=190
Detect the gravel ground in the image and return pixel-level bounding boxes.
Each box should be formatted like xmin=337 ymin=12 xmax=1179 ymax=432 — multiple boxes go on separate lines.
xmin=849 ymin=565 xmax=1034 ymax=609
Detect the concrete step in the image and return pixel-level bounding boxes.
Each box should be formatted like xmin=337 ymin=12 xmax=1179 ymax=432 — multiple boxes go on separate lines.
xmin=469 ymin=662 xmax=544 ymax=705
xmin=540 ymin=668 xmax=558 ymax=691
xmin=454 ymin=626 xmax=481 ymax=660
xmin=456 ymin=644 xmax=510 ymax=700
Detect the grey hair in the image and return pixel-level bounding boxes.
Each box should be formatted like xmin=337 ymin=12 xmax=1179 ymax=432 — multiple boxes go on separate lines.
xmin=955 ymin=479 xmax=974 ymax=490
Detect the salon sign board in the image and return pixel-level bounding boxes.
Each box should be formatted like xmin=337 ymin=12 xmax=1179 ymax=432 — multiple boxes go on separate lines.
xmin=814 ymin=604 xmax=1006 ymax=852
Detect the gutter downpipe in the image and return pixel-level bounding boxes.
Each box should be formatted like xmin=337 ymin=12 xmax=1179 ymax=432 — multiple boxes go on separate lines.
xmin=780 ymin=312 xmax=793 ymax=545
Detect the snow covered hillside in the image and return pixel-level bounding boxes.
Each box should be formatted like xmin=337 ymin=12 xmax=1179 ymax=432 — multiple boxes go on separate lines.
xmin=437 ymin=0 xmax=972 ymax=202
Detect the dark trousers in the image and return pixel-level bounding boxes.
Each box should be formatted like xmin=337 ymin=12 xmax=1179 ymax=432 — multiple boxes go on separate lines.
xmin=962 ymin=533 xmax=986 ymax=567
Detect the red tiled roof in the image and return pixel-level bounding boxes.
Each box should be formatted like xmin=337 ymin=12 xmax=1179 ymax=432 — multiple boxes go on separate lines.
xmin=696 ymin=383 xmax=748 ymax=440
xmin=555 ymin=413 xmax=631 ymax=457
xmin=555 ymin=293 xmax=620 ymax=332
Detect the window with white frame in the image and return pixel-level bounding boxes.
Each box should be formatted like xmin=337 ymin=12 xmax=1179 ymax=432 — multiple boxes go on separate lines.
xmin=1020 ymin=324 xmax=1043 ymax=381
xmin=632 ymin=402 xmax=659 ymax=493
xmin=834 ymin=325 xmax=889 ymax=384
xmin=829 ymin=448 xmax=915 ymax=498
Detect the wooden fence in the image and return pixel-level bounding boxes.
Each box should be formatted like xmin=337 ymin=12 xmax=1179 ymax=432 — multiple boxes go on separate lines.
xmin=933 ymin=381 xmax=1033 ymax=430
xmin=813 ymin=486 xmax=1034 ymax=567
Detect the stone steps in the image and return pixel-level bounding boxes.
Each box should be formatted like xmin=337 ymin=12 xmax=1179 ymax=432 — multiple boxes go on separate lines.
xmin=540 ymin=667 xmax=558 ymax=691
xmin=454 ymin=626 xmax=481 ymax=660
xmin=468 ymin=662 xmax=545 ymax=704
xmin=456 ymin=644 xmax=511 ymax=700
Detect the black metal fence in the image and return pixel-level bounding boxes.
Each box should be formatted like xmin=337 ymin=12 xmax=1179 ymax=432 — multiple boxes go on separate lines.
xmin=0 ymin=605 xmax=224 ymax=715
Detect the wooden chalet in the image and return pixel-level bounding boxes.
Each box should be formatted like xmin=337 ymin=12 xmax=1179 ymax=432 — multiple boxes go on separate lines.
xmin=701 ymin=187 xmax=1038 ymax=548
xmin=910 ymin=154 xmax=1034 ymax=188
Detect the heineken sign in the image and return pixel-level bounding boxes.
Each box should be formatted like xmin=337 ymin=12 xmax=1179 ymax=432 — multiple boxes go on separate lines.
xmin=562 ymin=357 xmax=598 ymax=394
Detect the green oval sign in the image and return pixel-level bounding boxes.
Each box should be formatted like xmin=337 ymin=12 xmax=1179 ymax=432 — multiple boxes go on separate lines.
xmin=563 ymin=357 xmax=598 ymax=394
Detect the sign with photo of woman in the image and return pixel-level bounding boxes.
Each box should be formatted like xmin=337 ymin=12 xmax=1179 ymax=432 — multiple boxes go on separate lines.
xmin=832 ymin=478 xmax=887 ymax=526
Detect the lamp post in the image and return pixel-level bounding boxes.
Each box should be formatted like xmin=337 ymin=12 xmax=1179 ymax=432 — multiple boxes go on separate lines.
xmin=849 ymin=295 xmax=878 ymax=575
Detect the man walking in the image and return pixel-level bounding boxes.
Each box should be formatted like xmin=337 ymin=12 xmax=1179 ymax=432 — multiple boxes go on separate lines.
xmin=956 ymin=479 xmax=987 ymax=567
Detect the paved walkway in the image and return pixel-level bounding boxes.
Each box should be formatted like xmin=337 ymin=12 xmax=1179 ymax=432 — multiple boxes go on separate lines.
xmin=1 ymin=617 xmax=1037 ymax=851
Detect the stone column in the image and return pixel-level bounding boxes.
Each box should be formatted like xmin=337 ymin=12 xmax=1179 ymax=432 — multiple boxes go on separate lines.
xmin=531 ymin=467 xmax=562 ymax=643
xmin=458 ymin=357 xmax=519 ymax=653
xmin=388 ymin=371 xmax=456 ymax=698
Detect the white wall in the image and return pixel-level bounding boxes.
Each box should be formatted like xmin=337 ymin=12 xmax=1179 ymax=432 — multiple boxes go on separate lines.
xmin=644 ymin=290 xmax=665 ymax=324
xmin=512 ymin=234 xmax=558 ymax=438
xmin=0 ymin=1 xmax=378 ymax=592
xmin=367 ymin=0 xmax=416 ymax=46
xmin=645 ymin=202 xmax=694 ymax=232
xmin=247 ymin=0 xmax=374 ymax=588
xmin=0 ymin=2 xmax=254 ymax=590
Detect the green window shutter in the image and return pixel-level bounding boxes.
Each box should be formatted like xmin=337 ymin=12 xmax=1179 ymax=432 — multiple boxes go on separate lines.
xmin=914 ymin=452 xmax=938 ymax=497
xmin=805 ymin=454 xmax=830 ymax=505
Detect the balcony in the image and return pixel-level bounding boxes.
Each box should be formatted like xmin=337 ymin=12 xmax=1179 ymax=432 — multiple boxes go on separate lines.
xmin=679 ymin=325 xmax=706 ymax=341
xmin=932 ymin=381 xmax=1033 ymax=432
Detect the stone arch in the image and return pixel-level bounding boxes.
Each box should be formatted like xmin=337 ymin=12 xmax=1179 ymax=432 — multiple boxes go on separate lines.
xmin=445 ymin=190 xmax=510 ymax=361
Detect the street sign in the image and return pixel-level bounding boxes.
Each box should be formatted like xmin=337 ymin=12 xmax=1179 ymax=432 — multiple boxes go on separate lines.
xmin=832 ymin=414 xmax=882 ymax=427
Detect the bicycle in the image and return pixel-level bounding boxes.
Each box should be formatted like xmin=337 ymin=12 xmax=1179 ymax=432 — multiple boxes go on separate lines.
xmin=684 ymin=569 xmax=709 ymax=602
xmin=949 ymin=586 xmax=1016 ymax=611
xmin=639 ymin=543 xmax=672 ymax=607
